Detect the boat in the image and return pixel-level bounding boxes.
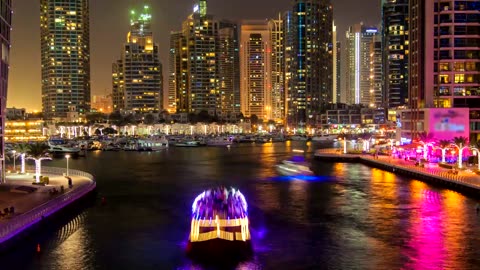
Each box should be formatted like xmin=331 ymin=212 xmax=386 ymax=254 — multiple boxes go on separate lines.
xmin=137 ymin=136 xmax=169 ymax=151
xmin=187 ymin=187 xmax=252 ymax=260
xmin=47 ymin=140 xmax=81 ymax=157
xmin=206 ymin=136 xmax=233 ymax=146
xmin=175 ymin=140 xmax=203 ymax=147
xmin=289 ymin=135 xmax=308 ymax=141
xmin=311 ymin=134 xmax=339 ymax=142
xmin=276 ymin=152 xmax=313 ymax=176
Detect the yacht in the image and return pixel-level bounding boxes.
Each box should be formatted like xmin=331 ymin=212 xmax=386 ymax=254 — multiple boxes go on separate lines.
xmin=276 ymin=154 xmax=313 ymax=176
xmin=206 ymin=136 xmax=233 ymax=146
xmin=137 ymin=136 xmax=169 ymax=151
xmin=187 ymin=187 xmax=252 ymax=260
xmin=47 ymin=140 xmax=81 ymax=157
xmin=311 ymin=134 xmax=339 ymax=142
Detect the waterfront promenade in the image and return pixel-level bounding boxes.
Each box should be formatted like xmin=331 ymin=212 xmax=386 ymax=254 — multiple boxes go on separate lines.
xmin=0 ymin=166 xmax=96 ymax=247
xmin=314 ymin=148 xmax=480 ymax=194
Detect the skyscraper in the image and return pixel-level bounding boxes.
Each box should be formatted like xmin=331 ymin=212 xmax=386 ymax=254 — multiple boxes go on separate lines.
xmin=345 ymin=24 xmax=380 ymax=105
xmin=382 ymin=0 xmax=409 ymax=108
xmin=286 ymin=0 xmax=333 ymax=127
xmin=332 ymin=21 xmax=340 ymax=104
xmin=408 ymin=0 xmax=480 ymax=139
xmin=112 ymin=5 xmax=163 ymax=113
xmin=40 ymin=0 xmax=91 ymax=120
xmin=370 ymin=34 xmax=383 ymax=107
xmin=168 ymin=31 xmax=187 ymax=113
xmin=268 ymin=15 xmax=285 ymax=123
xmin=169 ymin=0 xmax=239 ymax=118
xmin=240 ymin=21 xmax=271 ymax=120
xmin=0 ymin=0 xmax=12 ymax=182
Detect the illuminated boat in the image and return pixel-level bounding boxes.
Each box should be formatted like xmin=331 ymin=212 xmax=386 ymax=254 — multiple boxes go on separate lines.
xmin=276 ymin=151 xmax=313 ymax=176
xmin=187 ymin=187 xmax=252 ymax=260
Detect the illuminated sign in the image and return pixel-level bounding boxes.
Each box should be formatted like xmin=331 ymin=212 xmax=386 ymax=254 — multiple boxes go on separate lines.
xmin=365 ymin=29 xmax=378 ymax=33
xmin=193 ymin=4 xmax=199 ymax=13
xmin=427 ymin=108 xmax=470 ymax=141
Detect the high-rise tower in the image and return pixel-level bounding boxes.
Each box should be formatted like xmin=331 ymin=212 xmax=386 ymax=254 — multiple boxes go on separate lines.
xmin=169 ymin=1 xmax=239 ymax=119
xmin=345 ymin=24 xmax=380 ymax=105
xmin=408 ymin=0 xmax=480 ymax=140
xmin=40 ymin=0 xmax=91 ymax=120
xmin=0 ymin=0 xmax=12 ymax=182
xmin=286 ymin=0 xmax=333 ymax=127
xmin=112 ymin=5 xmax=163 ymax=113
xmin=382 ymin=0 xmax=409 ymax=109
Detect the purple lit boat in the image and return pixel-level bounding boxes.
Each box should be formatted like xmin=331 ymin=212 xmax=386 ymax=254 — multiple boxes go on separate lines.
xmin=187 ymin=187 xmax=252 ymax=260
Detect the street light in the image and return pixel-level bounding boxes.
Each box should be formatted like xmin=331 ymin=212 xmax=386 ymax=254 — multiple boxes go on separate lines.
xmin=12 ymin=150 xmax=16 ymax=172
xmin=65 ymin=154 xmax=70 ymax=176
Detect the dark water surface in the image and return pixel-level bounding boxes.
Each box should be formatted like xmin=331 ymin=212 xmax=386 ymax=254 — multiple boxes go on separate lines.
xmin=1 ymin=142 xmax=479 ymax=269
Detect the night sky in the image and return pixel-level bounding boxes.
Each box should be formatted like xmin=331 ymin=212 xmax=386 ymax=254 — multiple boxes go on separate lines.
xmin=8 ymin=0 xmax=380 ymax=111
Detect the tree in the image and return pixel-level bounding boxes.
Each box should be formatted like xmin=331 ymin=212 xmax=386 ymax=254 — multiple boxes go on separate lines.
xmin=453 ymin=136 xmax=469 ymax=169
xmin=417 ymin=132 xmax=435 ymax=160
xmin=437 ymin=139 xmax=451 ymax=163
xmin=26 ymin=142 xmax=51 ymax=183
xmin=144 ymin=114 xmax=155 ymax=125
xmin=86 ymin=112 xmax=107 ymax=124
xmin=109 ymin=111 xmax=122 ymax=124
xmin=197 ymin=110 xmax=211 ymax=123
xmin=13 ymin=143 xmax=30 ymax=173
xmin=250 ymin=114 xmax=259 ymax=125
xmin=103 ymin=127 xmax=117 ymax=135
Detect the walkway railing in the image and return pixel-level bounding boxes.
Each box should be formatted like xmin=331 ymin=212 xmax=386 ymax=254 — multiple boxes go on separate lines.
xmin=0 ymin=168 xmax=96 ymax=244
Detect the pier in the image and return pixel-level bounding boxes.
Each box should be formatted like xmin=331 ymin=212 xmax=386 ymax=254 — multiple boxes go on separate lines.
xmin=314 ymin=149 xmax=480 ymax=196
xmin=0 ymin=166 xmax=96 ymax=249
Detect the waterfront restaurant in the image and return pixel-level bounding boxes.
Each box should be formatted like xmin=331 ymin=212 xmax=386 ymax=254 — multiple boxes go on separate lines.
xmin=4 ymin=120 xmax=48 ymax=142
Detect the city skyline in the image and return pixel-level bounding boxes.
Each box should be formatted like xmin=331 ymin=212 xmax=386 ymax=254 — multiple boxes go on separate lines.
xmin=8 ymin=0 xmax=380 ymax=111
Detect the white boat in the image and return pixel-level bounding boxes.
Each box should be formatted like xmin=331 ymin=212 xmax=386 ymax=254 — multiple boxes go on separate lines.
xmin=206 ymin=136 xmax=233 ymax=146
xmin=48 ymin=141 xmax=81 ymax=156
xmin=311 ymin=134 xmax=338 ymax=142
xmin=276 ymin=157 xmax=313 ymax=176
xmin=137 ymin=136 xmax=169 ymax=151
xmin=175 ymin=140 xmax=203 ymax=147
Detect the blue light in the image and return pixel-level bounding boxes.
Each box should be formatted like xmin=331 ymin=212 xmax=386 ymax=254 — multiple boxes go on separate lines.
xmin=268 ymin=175 xmax=334 ymax=182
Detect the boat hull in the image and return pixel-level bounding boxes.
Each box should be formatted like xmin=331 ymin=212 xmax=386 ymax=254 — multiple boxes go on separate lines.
xmin=187 ymin=238 xmax=252 ymax=262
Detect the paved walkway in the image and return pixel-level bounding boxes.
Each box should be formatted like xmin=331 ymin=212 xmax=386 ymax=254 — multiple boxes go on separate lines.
xmin=0 ymin=172 xmax=92 ymax=225
xmin=314 ymin=148 xmax=480 ymax=190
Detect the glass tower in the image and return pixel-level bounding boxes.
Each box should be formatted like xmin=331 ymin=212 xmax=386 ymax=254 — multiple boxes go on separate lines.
xmin=40 ymin=0 xmax=91 ymax=120
xmin=0 ymin=0 xmax=12 ymax=182
xmin=287 ymin=0 xmax=333 ymax=127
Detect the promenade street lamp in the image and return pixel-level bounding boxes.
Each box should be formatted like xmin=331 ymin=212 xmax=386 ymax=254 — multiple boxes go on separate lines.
xmin=12 ymin=150 xmax=16 ymax=172
xmin=65 ymin=154 xmax=70 ymax=176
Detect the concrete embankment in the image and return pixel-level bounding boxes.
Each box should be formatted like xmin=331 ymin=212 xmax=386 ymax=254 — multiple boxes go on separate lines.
xmin=314 ymin=151 xmax=480 ymax=196
xmin=0 ymin=166 xmax=96 ymax=250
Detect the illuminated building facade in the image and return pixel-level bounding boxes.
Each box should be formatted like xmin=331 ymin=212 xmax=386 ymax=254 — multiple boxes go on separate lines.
xmin=287 ymin=0 xmax=333 ymax=127
xmin=169 ymin=0 xmax=240 ymax=118
xmin=409 ymin=0 xmax=480 ymax=140
xmin=112 ymin=5 xmax=163 ymax=113
xmin=345 ymin=24 xmax=380 ymax=105
xmin=0 ymin=0 xmax=11 ymax=181
xmin=91 ymin=94 xmax=113 ymax=113
xmin=370 ymin=34 xmax=383 ymax=107
xmin=40 ymin=0 xmax=91 ymax=119
xmin=268 ymin=15 xmax=285 ymax=123
xmin=382 ymin=0 xmax=409 ymax=108
xmin=5 ymin=120 xmax=47 ymax=142
xmin=240 ymin=21 xmax=271 ymax=120
xmin=168 ymin=31 xmax=186 ymax=113
xmin=332 ymin=21 xmax=340 ymax=104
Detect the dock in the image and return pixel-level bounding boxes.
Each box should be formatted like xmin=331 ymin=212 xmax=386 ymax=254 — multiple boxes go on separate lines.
xmin=314 ymin=149 xmax=480 ymax=195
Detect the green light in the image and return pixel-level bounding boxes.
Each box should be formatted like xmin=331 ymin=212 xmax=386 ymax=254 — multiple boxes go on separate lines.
xmin=144 ymin=5 xmax=149 ymax=9
xmin=130 ymin=10 xmax=135 ymax=15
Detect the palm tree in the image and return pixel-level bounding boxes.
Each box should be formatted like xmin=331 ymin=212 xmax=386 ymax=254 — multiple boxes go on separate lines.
xmin=437 ymin=139 xmax=451 ymax=163
xmin=469 ymin=140 xmax=480 ymax=171
xmin=453 ymin=136 xmax=469 ymax=169
xmin=417 ymin=132 xmax=435 ymax=160
xmin=26 ymin=142 xmax=51 ymax=183
xmin=359 ymin=133 xmax=372 ymax=152
xmin=13 ymin=143 xmax=30 ymax=174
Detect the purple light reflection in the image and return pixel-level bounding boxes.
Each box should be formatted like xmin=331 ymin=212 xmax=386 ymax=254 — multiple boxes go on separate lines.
xmin=404 ymin=188 xmax=446 ymax=269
